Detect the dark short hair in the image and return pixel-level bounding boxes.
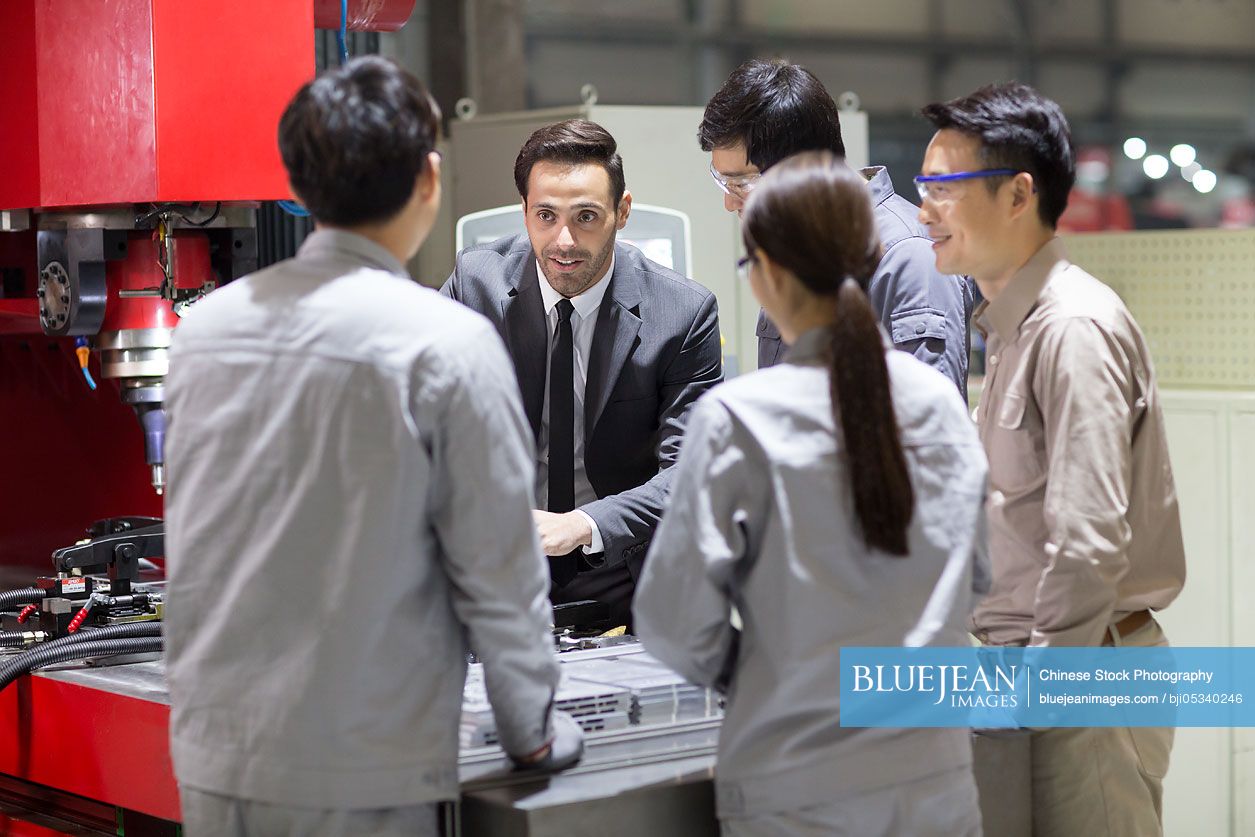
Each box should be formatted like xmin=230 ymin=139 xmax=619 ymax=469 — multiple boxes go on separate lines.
xmin=699 ymin=59 xmax=846 ymax=172
xmin=920 ymin=82 xmax=1075 ymax=228
xmin=514 ymin=120 xmax=626 ymax=206
xmin=278 ymin=56 xmax=441 ymax=227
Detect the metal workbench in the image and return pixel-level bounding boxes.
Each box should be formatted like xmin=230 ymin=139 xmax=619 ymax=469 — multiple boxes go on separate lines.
xmin=0 ymin=642 xmax=1031 ymax=836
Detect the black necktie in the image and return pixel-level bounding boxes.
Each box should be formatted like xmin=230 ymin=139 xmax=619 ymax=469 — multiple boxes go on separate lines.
xmin=548 ymin=299 xmax=578 ymax=588
xmin=548 ymin=299 xmax=575 ymax=513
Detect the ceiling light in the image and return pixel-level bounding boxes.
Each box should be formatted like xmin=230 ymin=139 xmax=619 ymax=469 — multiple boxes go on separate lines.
xmin=1170 ymin=144 xmax=1197 ymax=167
xmin=1192 ymin=169 xmax=1217 ymax=193
xmin=1143 ymin=155 xmax=1169 ymax=179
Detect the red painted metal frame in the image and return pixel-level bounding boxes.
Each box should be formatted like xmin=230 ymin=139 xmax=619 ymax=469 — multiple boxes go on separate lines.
xmin=0 ymin=673 xmax=178 ymax=822
xmin=150 ymin=0 xmax=313 ymax=203
xmin=0 ymin=0 xmax=315 ymax=565
xmin=32 ymin=0 xmax=159 ymax=207
xmin=0 ymin=0 xmax=314 ymax=210
xmin=0 ymin=2 xmax=39 ymax=210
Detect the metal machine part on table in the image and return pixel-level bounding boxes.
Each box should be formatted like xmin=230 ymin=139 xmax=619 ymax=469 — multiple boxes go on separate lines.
xmin=0 ymin=517 xmax=165 ymax=642
xmin=462 ymin=644 xmax=721 ymax=748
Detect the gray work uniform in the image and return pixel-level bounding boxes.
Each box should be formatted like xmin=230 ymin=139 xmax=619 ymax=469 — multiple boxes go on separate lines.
xmin=635 ymin=328 xmax=989 ymax=836
xmin=178 ymin=790 xmax=441 ymax=837
xmin=757 ymin=166 xmax=975 ymax=398
xmin=163 ymin=230 xmax=562 ymax=827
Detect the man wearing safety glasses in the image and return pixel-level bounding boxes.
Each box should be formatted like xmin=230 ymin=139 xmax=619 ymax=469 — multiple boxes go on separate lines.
xmin=699 ymin=58 xmax=974 ymax=394
xmin=919 ymin=82 xmax=1185 ymax=837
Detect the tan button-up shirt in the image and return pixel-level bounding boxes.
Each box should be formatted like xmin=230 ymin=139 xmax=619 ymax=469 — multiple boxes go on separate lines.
xmin=972 ymin=237 xmax=1186 ymax=647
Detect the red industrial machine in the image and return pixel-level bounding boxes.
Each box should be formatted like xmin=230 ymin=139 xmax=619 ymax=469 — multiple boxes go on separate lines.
xmin=0 ymin=1 xmax=415 ymax=832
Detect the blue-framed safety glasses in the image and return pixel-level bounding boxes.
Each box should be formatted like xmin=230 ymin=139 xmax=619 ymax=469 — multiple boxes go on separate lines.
xmin=913 ymin=169 xmax=1021 ymax=202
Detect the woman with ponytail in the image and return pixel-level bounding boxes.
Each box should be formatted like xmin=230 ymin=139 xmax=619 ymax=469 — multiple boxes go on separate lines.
xmin=635 ymin=152 xmax=989 ymax=836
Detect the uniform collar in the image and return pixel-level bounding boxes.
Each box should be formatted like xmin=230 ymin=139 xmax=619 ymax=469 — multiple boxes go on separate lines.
xmin=976 ymin=237 xmax=1070 ymax=343
xmin=786 ymin=322 xmax=894 ymax=365
xmin=297 ymin=228 xmax=408 ymax=277
xmin=536 ymin=253 xmax=615 ymax=321
xmin=861 ymin=165 xmax=896 ymax=207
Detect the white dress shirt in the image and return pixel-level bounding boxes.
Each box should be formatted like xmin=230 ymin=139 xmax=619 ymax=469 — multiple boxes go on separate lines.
xmin=535 ymin=255 xmax=614 ymax=554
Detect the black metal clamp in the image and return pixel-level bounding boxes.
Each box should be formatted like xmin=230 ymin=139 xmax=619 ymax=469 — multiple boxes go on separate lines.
xmin=51 ymin=516 xmax=164 ymax=596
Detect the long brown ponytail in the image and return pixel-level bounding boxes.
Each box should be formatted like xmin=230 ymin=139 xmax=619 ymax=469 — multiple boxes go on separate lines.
xmin=742 ymin=152 xmax=914 ymax=555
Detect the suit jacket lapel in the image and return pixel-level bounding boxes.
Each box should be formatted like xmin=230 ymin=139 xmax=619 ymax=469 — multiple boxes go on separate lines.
xmin=500 ymin=258 xmax=548 ymax=443
xmin=585 ymin=258 xmax=642 ymax=440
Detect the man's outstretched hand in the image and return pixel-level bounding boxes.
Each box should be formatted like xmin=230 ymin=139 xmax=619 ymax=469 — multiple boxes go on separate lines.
xmin=532 ymin=510 xmax=593 ymax=556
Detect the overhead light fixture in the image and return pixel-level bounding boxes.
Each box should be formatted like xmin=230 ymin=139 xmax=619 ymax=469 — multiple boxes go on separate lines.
xmin=1123 ymin=137 xmax=1147 ymax=160
xmin=1181 ymin=162 xmax=1202 ymax=180
xmin=1143 ymin=154 xmax=1170 ymax=179
xmin=1169 ymin=144 xmax=1197 ymax=167
xmin=1192 ymin=169 xmax=1217 ymax=193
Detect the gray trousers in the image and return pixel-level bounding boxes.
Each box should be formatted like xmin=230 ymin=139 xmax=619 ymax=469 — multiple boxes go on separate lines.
xmin=180 ymin=787 xmax=441 ymax=837
xmin=719 ymin=765 xmax=982 ymax=837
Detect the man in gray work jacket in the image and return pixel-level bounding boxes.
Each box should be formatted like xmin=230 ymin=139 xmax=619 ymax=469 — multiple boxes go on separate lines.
xmin=701 ymin=58 xmax=974 ymax=392
xmin=163 ymin=58 xmax=581 ymax=837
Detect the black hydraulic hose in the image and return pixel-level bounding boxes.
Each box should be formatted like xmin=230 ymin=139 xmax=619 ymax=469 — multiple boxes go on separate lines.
xmin=0 ymin=633 xmax=27 ymax=648
xmin=0 ymin=588 xmax=46 ymax=609
xmin=41 ymin=622 xmax=163 ymax=651
xmin=0 ymin=637 xmax=164 ymax=693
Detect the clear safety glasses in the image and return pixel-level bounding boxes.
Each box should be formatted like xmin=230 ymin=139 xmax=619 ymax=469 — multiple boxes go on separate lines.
xmin=913 ymin=168 xmax=1021 ymax=203
xmin=710 ymin=162 xmax=762 ymax=199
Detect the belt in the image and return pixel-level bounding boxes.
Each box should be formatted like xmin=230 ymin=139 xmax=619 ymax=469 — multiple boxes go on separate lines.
xmin=1102 ymin=609 xmax=1153 ymax=645
xmin=976 ymin=609 xmax=1155 ymax=647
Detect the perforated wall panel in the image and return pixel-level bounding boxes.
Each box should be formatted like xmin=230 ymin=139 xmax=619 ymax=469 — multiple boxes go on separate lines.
xmin=1064 ymin=230 xmax=1255 ymax=390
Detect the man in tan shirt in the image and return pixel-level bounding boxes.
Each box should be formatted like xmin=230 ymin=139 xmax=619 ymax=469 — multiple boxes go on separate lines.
xmin=917 ymin=82 xmax=1186 ymax=836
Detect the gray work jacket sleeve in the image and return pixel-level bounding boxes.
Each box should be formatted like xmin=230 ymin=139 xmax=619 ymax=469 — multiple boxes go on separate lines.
xmin=755 ymin=309 xmax=788 ymax=370
xmin=580 ymin=292 xmax=724 ymax=571
xmin=633 ymin=397 xmax=761 ymax=688
xmin=425 ymin=332 xmax=560 ymax=758
xmin=438 ymin=272 xmax=457 ymax=300
xmin=873 ymin=236 xmax=972 ymax=396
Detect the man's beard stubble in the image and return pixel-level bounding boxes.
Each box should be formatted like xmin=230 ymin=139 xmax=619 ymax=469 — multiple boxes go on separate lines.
xmin=540 ymin=233 xmax=616 ymax=298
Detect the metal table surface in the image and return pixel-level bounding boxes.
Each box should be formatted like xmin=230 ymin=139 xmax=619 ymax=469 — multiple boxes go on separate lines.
xmin=457 ymin=720 xmax=721 ymax=837
xmin=0 ymin=644 xmax=726 ymax=833
xmin=0 ymin=644 xmax=1032 ymax=836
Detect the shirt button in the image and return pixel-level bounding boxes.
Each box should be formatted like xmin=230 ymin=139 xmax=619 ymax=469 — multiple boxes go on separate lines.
xmin=915 ymin=323 xmax=926 ymax=335
xmin=989 ymin=490 xmax=1005 ymax=507
xmin=988 ymin=354 xmax=999 ymax=366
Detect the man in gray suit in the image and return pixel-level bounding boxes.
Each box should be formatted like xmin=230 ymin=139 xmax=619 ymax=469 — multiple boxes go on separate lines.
xmin=442 ymin=119 xmax=722 ymax=629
